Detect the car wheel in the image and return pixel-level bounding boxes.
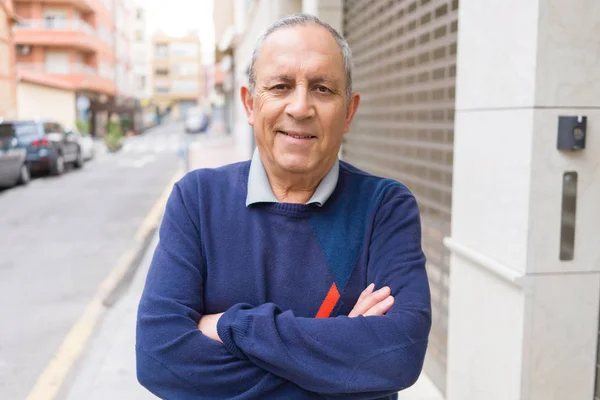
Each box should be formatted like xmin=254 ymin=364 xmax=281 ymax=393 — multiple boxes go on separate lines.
xmin=51 ymin=154 xmax=65 ymax=176
xmin=18 ymin=164 xmax=31 ymax=186
xmin=74 ymin=150 xmax=84 ymax=169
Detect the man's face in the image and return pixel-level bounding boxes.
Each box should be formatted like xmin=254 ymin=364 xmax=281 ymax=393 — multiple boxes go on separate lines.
xmin=242 ymin=25 xmax=360 ymax=179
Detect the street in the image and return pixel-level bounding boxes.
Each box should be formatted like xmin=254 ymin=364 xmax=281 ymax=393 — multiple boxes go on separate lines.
xmin=0 ymin=123 xmax=185 ymax=400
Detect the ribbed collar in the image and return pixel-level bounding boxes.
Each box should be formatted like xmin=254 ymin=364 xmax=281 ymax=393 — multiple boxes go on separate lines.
xmin=245 ymin=148 xmax=339 ymax=207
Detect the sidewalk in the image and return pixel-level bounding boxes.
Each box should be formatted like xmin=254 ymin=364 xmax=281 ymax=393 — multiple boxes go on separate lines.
xmin=64 ymin=135 xmax=246 ymax=400
xmin=185 ymin=132 xmax=247 ymax=170
xmin=64 ymin=134 xmax=443 ymax=400
xmin=64 ymin=232 xmax=159 ymax=400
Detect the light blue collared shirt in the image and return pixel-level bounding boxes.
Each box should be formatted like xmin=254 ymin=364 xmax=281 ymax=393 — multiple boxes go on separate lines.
xmin=245 ymin=148 xmax=339 ymax=207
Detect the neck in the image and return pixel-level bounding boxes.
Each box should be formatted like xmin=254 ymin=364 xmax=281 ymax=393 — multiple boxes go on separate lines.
xmin=264 ymin=159 xmax=335 ymax=204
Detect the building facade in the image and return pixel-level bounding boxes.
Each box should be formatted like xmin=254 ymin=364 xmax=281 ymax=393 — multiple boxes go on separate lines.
xmin=212 ymin=0 xmax=234 ymax=134
xmin=151 ymin=33 xmax=203 ymax=121
xmin=131 ymin=3 xmax=152 ymax=128
xmin=0 ymin=0 xmax=17 ymax=118
xmin=10 ymin=0 xmax=143 ymax=134
xmin=14 ymin=0 xmax=116 ymax=134
xmin=111 ymin=0 xmax=140 ymax=133
xmin=132 ymin=3 xmax=151 ymax=100
xmin=447 ymin=1 xmax=600 ymax=399
xmin=11 ymin=0 xmax=117 ymax=132
xmin=113 ymin=0 xmax=134 ymax=98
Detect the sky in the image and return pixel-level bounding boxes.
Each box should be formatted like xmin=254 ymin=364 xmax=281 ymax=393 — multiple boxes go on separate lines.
xmin=140 ymin=0 xmax=215 ymax=64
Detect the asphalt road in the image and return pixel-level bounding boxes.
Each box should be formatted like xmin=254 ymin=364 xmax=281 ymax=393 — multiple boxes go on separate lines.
xmin=0 ymin=123 xmax=184 ymax=400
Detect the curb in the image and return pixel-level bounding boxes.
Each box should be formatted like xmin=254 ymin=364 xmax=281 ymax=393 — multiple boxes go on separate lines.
xmin=102 ymin=225 xmax=157 ymax=308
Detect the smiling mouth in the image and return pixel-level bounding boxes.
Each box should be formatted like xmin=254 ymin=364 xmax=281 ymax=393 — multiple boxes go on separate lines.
xmin=278 ymin=131 xmax=316 ymax=139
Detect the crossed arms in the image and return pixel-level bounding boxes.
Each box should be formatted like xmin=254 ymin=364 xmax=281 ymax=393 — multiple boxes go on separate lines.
xmin=136 ymin=182 xmax=431 ymax=399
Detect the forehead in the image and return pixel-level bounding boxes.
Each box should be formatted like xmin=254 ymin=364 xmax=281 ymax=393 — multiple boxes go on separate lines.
xmin=255 ymin=25 xmax=344 ymax=81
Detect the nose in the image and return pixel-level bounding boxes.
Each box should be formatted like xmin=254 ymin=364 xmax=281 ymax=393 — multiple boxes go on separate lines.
xmin=285 ymin=86 xmax=315 ymax=120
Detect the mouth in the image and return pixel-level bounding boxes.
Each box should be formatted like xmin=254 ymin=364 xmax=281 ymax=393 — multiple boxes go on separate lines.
xmin=277 ymin=130 xmax=316 ymax=139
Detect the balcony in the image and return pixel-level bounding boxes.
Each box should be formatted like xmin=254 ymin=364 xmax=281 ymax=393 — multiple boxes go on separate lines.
xmin=17 ymin=62 xmax=116 ymax=95
xmin=72 ymin=0 xmax=95 ymax=12
xmin=17 ymin=0 xmax=96 ymax=13
xmin=13 ymin=19 xmax=101 ymax=53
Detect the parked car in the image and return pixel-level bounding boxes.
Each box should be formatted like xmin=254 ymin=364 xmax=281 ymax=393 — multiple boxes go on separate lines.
xmin=184 ymin=108 xmax=210 ymax=134
xmin=65 ymin=126 xmax=95 ymax=161
xmin=2 ymin=119 xmax=84 ymax=176
xmin=0 ymin=121 xmax=30 ymax=188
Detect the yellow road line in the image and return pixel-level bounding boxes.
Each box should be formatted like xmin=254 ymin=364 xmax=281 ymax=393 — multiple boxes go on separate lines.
xmin=25 ymin=169 xmax=183 ymax=400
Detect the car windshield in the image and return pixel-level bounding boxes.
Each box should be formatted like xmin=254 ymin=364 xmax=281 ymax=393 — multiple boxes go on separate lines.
xmin=0 ymin=123 xmax=14 ymax=139
xmin=0 ymin=122 xmax=40 ymax=139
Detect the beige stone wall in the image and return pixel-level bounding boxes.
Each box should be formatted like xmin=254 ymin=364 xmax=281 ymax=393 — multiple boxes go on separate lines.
xmin=0 ymin=3 xmax=16 ymax=118
xmin=213 ymin=0 xmax=234 ymax=46
xmin=447 ymin=1 xmax=600 ymax=399
xmin=0 ymin=79 xmax=14 ymax=117
xmin=17 ymin=82 xmax=76 ymax=128
xmin=0 ymin=5 xmax=8 ymax=40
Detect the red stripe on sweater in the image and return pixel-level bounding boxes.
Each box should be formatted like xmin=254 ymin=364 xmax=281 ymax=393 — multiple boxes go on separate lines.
xmin=315 ymin=283 xmax=340 ymax=318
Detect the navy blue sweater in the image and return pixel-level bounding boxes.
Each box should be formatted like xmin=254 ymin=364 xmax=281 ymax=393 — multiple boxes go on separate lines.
xmin=136 ymin=160 xmax=431 ymax=399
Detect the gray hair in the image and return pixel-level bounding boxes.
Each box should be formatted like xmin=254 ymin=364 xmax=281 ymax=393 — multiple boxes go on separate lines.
xmin=248 ymin=13 xmax=353 ymax=100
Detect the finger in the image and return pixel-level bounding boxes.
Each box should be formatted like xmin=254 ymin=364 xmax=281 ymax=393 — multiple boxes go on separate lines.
xmin=348 ymin=284 xmax=376 ymax=318
xmin=363 ymin=295 xmax=395 ymax=317
xmin=349 ymin=286 xmax=390 ymax=317
xmin=356 ymin=283 xmax=375 ymax=304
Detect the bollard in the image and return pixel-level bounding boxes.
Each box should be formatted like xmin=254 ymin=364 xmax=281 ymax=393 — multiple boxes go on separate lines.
xmin=178 ymin=140 xmax=189 ymax=172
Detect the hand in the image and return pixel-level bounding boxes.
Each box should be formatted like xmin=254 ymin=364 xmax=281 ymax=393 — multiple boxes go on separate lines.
xmin=198 ymin=312 xmax=224 ymax=343
xmin=348 ymin=284 xmax=395 ymax=318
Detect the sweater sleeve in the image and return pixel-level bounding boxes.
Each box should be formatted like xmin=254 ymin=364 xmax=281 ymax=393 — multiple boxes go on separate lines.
xmin=135 ymin=180 xmax=319 ymax=399
xmin=216 ymin=193 xmax=432 ymax=397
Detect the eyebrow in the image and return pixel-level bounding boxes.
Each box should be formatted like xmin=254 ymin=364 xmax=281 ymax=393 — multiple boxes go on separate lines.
xmin=309 ymin=75 xmax=337 ymax=86
xmin=264 ymin=75 xmax=339 ymax=86
xmin=264 ymin=75 xmax=294 ymax=85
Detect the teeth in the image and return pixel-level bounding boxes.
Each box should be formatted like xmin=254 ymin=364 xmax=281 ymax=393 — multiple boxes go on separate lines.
xmin=280 ymin=131 xmax=313 ymax=139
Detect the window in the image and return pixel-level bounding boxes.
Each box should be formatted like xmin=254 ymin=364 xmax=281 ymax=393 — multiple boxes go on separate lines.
xmin=98 ymin=26 xmax=107 ymax=42
xmin=44 ymin=15 xmax=66 ymax=29
xmin=99 ymin=62 xmax=114 ymax=80
xmin=43 ymin=122 xmax=63 ymax=134
xmin=170 ymin=43 xmax=198 ymax=58
xmin=155 ymin=44 xmax=168 ymax=58
xmin=43 ymin=8 xmax=67 ymax=29
xmin=0 ymin=124 xmax=16 ymax=141
xmin=136 ymin=30 xmax=144 ymax=41
xmin=171 ymin=80 xmax=198 ymax=94
xmin=0 ymin=122 xmax=39 ymax=140
xmin=134 ymin=50 xmax=146 ymax=61
xmin=173 ymin=63 xmax=199 ymax=76
xmin=45 ymin=51 xmax=69 ymax=74
xmin=137 ymin=9 xmax=144 ymax=20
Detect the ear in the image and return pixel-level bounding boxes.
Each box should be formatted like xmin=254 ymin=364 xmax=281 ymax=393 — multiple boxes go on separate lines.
xmin=241 ymin=86 xmax=255 ymax=126
xmin=343 ymin=92 xmax=360 ymax=134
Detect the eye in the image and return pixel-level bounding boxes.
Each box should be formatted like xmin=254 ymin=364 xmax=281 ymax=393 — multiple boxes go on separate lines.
xmin=315 ymin=86 xmax=332 ymax=94
xmin=271 ymin=84 xmax=289 ymax=91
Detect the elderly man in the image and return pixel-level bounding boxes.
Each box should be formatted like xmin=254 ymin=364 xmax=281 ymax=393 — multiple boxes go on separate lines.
xmin=136 ymin=13 xmax=431 ymax=400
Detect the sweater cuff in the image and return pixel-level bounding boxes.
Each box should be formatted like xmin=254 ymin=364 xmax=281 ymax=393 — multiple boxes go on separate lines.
xmin=217 ymin=303 xmax=253 ymax=360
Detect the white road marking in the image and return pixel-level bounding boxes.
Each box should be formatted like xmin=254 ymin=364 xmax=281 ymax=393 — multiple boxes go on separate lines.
xmin=117 ymin=155 xmax=156 ymax=169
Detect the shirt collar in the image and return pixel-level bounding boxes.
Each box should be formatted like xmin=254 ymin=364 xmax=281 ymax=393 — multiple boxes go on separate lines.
xmin=246 ymin=148 xmax=339 ymax=207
